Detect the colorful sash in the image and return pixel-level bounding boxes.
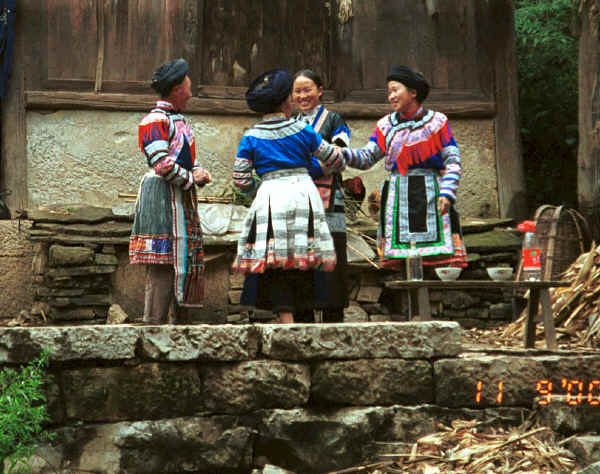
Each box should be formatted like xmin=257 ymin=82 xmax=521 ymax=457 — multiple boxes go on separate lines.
xmin=309 ymin=108 xmax=335 ymax=210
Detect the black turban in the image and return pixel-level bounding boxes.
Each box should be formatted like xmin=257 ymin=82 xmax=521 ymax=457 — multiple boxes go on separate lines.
xmin=245 ymin=69 xmax=293 ymax=113
xmin=151 ymin=59 xmax=189 ymax=96
xmin=387 ymin=66 xmax=430 ymax=103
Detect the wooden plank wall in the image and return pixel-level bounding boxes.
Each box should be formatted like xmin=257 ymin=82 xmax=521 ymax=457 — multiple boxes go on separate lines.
xmin=25 ymin=0 xmax=494 ymax=107
xmin=6 ymin=0 xmax=524 ymax=217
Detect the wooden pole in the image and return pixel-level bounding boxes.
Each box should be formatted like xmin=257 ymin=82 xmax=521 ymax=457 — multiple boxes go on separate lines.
xmin=0 ymin=5 xmax=27 ymax=212
xmin=577 ymin=0 xmax=600 ymax=241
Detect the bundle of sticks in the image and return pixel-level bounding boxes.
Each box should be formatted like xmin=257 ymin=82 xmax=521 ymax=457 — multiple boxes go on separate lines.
xmin=330 ymin=419 xmax=577 ymax=473
xmin=502 ymin=242 xmax=600 ymax=348
xmin=118 ymin=192 xmax=232 ymax=204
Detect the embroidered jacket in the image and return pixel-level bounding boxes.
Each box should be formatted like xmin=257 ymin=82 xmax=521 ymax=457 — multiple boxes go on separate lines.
xmin=344 ymin=107 xmax=461 ymax=202
xmin=233 ymin=115 xmax=344 ymax=193
xmin=138 ymin=100 xmax=201 ymax=190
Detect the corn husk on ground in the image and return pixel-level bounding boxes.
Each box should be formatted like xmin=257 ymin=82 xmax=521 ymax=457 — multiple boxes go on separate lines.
xmin=501 ymin=242 xmax=600 ymax=349
xmin=329 ymin=419 xmax=579 ymax=474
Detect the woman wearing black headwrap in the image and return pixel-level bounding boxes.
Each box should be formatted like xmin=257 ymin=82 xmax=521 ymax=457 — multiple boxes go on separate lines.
xmin=292 ymin=69 xmax=352 ymax=323
xmin=343 ymin=66 xmax=468 ymax=270
xmin=232 ymin=69 xmax=344 ymax=323
xmin=130 ymin=59 xmax=212 ymax=324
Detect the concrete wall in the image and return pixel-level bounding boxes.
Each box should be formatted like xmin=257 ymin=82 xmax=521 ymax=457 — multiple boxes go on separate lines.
xmin=27 ymin=110 xmax=497 ymax=218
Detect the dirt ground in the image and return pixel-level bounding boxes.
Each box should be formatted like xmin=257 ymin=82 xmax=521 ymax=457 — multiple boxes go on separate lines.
xmin=0 ymin=219 xmax=35 ymax=319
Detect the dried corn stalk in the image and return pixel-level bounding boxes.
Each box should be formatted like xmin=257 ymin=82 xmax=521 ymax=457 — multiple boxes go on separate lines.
xmin=501 ymin=242 xmax=600 ymax=348
xmin=329 ymin=420 xmax=579 ymax=474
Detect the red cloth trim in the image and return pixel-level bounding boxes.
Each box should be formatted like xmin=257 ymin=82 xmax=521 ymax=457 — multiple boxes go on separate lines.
xmin=395 ymin=120 xmax=452 ymax=176
xmin=138 ymin=120 xmax=169 ymax=152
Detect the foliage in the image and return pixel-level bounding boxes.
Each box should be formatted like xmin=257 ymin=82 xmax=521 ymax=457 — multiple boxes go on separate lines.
xmin=515 ymin=0 xmax=578 ymax=213
xmin=0 ymin=350 xmax=55 ymax=473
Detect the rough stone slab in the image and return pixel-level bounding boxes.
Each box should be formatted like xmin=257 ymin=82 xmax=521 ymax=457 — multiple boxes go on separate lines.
xmin=228 ymin=290 xmax=242 ymax=305
xmin=49 ymin=244 xmax=94 ymax=267
xmin=442 ymin=291 xmax=480 ymax=309
xmin=463 ymin=229 xmax=522 ymax=253
xmin=32 ymin=232 xmax=130 ymax=245
xmin=36 ymin=220 xmax=132 ymax=237
xmin=45 ymin=371 xmax=65 ymax=425
xmin=356 ymin=285 xmax=383 ymax=303
xmin=62 ymin=363 xmax=202 ymax=421
xmin=36 ymin=287 xmax=85 ymax=297
xmin=51 ymin=306 xmax=106 ymax=321
xmin=203 ymin=360 xmax=310 ymax=413
xmin=576 ymin=461 xmax=600 ymax=474
xmin=386 ymin=405 xmax=530 ymax=442
xmin=107 ymin=304 xmax=129 ymax=324
xmin=95 ymin=253 xmax=119 ymax=265
xmin=139 ymin=325 xmax=259 ymax=361
xmin=311 ymin=359 xmax=433 ymax=406
xmin=435 ymin=355 xmax=600 ymax=408
xmin=47 ymin=416 xmax=253 ymax=473
xmin=46 ymin=265 xmax=117 ymax=277
xmin=260 ymin=322 xmax=461 ymax=360
xmin=0 ymin=326 xmax=139 ymax=362
xmin=569 ymin=436 xmax=600 ymax=466
xmin=536 ymin=396 xmax=600 ymax=434
xmin=461 ymin=217 xmax=515 ymax=234
xmin=344 ymin=303 xmax=369 ymax=322
xmin=45 ymin=274 xmax=109 ymax=289
xmin=26 ymin=205 xmax=117 ymax=224
xmin=254 ymin=407 xmax=393 ymax=472
xmin=230 ymin=272 xmax=245 ymax=290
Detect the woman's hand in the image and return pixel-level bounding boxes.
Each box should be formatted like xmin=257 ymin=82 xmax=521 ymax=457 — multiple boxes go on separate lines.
xmin=193 ymin=168 xmax=212 ymax=186
xmin=322 ymin=145 xmax=345 ymax=174
xmin=437 ymin=196 xmax=451 ymax=214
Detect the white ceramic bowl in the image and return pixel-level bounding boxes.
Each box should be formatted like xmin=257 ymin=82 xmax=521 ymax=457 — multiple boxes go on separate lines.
xmin=486 ymin=267 xmax=514 ymax=281
xmin=435 ymin=267 xmax=462 ymax=281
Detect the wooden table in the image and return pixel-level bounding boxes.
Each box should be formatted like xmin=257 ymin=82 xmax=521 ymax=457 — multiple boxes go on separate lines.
xmin=384 ymin=280 xmax=570 ymax=350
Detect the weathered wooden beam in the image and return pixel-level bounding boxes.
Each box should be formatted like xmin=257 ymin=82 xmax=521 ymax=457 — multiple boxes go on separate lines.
xmin=26 ymin=90 xmax=495 ymax=119
xmin=491 ymin=0 xmax=528 ymax=220
xmin=329 ymin=100 xmax=495 ymax=119
xmin=1 ymin=8 xmax=27 ymax=212
xmin=26 ymin=91 xmax=255 ymax=115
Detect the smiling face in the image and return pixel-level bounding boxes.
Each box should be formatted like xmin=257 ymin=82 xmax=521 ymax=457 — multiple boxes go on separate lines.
xmin=387 ymin=80 xmax=418 ymax=115
xmin=292 ymin=75 xmax=323 ymax=113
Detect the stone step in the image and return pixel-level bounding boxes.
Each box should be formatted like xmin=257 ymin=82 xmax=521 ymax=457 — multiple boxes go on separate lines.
xmin=0 ymin=322 xmax=460 ymax=363
xmin=434 ymin=354 xmax=600 ymax=409
xmin=536 ymin=395 xmax=600 ymax=435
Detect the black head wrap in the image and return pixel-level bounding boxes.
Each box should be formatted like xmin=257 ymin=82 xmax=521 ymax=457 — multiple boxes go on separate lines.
xmin=151 ymin=59 xmax=189 ymax=97
xmin=387 ymin=65 xmax=430 ymax=103
xmin=245 ymin=69 xmax=293 ymax=113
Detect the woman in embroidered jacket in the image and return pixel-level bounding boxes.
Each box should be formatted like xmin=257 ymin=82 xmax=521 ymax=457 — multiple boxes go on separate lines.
xmin=129 ymin=59 xmax=211 ymax=324
xmin=343 ymin=65 xmax=467 ymax=270
xmin=292 ymin=69 xmax=351 ymax=323
xmin=231 ymin=69 xmax=344 ymax=324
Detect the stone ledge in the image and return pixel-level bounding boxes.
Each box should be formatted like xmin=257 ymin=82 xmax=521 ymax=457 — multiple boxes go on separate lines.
xmin=434 ymin=354 xmax=600 ymax=408
xmin=536 ymin=396 xmax=600 ymax=435
xmin=0 ymin=326 xmax=139 ymax=362
xmin=139 ymin=325 xmax=260 ymax=361
xmin=261 ymin=322 xmax=462 ymax=360
xmin=0 ymin=322 xmax=462 ymax=363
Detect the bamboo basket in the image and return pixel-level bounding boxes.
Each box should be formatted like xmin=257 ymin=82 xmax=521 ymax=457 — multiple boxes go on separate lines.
xmin=515 ymin=205 xmax=592 ymax=282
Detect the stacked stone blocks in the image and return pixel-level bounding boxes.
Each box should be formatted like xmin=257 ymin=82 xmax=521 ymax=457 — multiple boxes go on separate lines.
xmin=1 ymin=323 xmax=599 ymax=472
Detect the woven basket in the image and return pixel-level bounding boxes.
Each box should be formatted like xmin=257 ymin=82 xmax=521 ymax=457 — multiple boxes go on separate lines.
xmin=516 ymin=205 xmax=592 ymax=282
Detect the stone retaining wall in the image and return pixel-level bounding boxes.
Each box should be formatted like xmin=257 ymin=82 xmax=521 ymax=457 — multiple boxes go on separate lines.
xmin=1 ymin=323 xmax=599 ymax=473
xmin=19 ymin=205 xmax=523 ymax=328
